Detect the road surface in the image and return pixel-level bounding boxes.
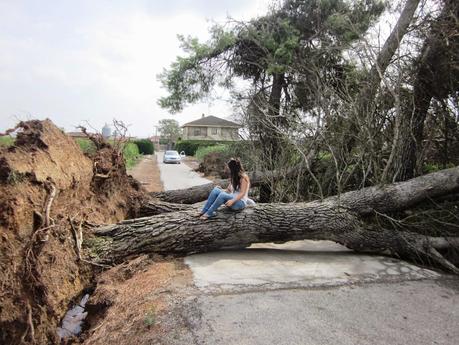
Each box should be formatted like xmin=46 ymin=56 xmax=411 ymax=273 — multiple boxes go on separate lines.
xmin=156 ymin=151 xmax=210 ymax=190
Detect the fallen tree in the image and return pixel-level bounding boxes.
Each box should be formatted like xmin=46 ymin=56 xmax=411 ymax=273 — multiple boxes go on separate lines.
xmin=90 ymin=166 xmax=459 ymax=273
xmin=149 ymin=166 xmax=299 ymax=204
xmin=138 ymin=199 xmax=197 ymax=217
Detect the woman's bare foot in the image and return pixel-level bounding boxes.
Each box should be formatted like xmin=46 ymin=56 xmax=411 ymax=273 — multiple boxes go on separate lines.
xmin=195 ymin=211 xmax=205 ymax=217
xmin=199 ymin=214 xmax=210 ymax=220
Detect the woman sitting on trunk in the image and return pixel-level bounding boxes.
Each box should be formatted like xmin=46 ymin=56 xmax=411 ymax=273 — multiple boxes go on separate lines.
xmin=198 ymin=158 xmax=254 ymax=219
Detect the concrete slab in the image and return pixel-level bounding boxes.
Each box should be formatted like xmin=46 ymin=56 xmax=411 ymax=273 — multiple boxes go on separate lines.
xmin=185 ymin=241 xmax=440 ymax=292
xmin=156 ymin=151 xmax=210 ymax=190
xmin=175 ymin=279 xmax=459 ymax=345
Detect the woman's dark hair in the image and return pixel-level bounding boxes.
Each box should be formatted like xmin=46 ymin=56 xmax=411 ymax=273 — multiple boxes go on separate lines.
xmin=227 ymin=158 xmax=244 ymax=191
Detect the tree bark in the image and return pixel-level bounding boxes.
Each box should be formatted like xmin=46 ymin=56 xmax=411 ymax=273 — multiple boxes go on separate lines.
xmin=259 ymin=72 xmax=286 ymax=202
xmin=91 ymin=166 xmax=459 ymax=272
xmin=345 ymin=0 xmax=421 ymax=154
xmin=357 ymin=0 xmax=421 ymax=114
xmin=138 ymin=200 xmax=197 ymax=217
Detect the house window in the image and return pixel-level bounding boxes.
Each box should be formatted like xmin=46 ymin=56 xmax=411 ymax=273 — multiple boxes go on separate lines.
xmin=211 ymin=127 xmax=218 ymax=135
xmin=194 ymin=128 xmax=201 ymax=136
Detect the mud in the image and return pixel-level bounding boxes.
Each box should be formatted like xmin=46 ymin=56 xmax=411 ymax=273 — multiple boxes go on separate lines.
xmin=0 ymin=120 xmax=148 ymax=345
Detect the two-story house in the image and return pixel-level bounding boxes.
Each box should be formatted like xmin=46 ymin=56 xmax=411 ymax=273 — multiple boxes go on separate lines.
xmin=181 ymin=115 xmax=241 ymax=141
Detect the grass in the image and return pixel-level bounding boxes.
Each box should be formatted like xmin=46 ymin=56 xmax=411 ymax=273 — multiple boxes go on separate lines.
xmin=75 ymin=138 xmax=141 ymax=168
xmin=195 ymin=144 xmax=228 ymax=161
xmin=0 ymin=136 xmax=14 ymax=147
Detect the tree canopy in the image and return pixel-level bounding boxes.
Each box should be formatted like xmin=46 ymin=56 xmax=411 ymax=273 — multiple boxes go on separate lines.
xmin=158 ymin=0 xmax=386 ymax=113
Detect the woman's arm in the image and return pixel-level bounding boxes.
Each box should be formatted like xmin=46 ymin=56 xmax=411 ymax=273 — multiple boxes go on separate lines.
xmin=225 ymin=183 xmax=233 ymax=193
xmin=225 ymin=176 xmax=249 ymax=206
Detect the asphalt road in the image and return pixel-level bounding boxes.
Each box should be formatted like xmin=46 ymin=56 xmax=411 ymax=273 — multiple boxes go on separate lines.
xmin=175 ymin=279 xmax=459 ymax=345
xmin=156 ymin=151 xmax=210 ymax=190
xmin=167 ymin=242 xmax=459 ymax=345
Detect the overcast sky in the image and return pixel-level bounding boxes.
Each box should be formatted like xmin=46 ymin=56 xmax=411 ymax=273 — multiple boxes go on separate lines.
xmin=0 ymin=0 xmax=272 ymax=137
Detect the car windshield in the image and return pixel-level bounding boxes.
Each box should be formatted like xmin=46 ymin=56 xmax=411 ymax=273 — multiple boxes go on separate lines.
xmin=165 ymin=151 xmax=179 ymax=156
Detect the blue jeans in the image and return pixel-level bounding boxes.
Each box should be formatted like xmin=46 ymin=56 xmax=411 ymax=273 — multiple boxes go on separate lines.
xmin=201 ymin=187 xmax=246 ymax=217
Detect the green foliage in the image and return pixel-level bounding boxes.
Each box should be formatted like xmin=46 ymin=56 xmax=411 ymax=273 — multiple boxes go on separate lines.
xmin=318 ymin=152 xmax=332 ymax=161
xmin=195 ymin=144 xmax=228 ymax=161
xmin=158 ymin=119 xmax=182 ymax=143
xmin=175 ymin=140 xmax=233 ymax=156
xmin=134 ymin=139 xmax=155 ymax=154
xmin=158 ymin=0 xmax=386 ymax=113
xmin=123 ymin=142 xmax=141 ymax=168
xmin=158 ymin=27 xmax=237 ymax=113
xmin=75 ymin=138 xmax=97 ymax=155
xmin=0 ymin=136 xmax=14 ymax=147
xmin=76 ymin=138 xmax=140 ymax=168
xmin=423 ymin=162 xmax=455 ymax=174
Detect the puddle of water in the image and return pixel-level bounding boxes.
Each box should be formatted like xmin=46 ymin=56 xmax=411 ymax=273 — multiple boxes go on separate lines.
xmin=57 ymin=294 xmax=90 ymax=339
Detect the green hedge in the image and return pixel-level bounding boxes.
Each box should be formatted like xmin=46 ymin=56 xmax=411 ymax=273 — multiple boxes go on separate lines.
xmin=123 ymin=142 xmax=141 ymax=168
xmin=75 ymin=138 xmax=97 ymax=154
xmin=175 ymin=140 xmax=233 ymax=156
xmin=195 ymin=145 xmax=229 ymax=161
xmin=0 ymin=136 xmax=14 ymax=147
xmin=134 ymin=139 xmax=154 ymax=154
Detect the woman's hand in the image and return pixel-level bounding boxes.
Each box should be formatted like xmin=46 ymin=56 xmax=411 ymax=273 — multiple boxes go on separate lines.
xmin=225 ymin=199 xmax=235 ymax=207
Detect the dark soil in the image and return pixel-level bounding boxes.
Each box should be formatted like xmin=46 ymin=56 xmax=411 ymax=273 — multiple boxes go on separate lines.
xmin=0 ymin=120 xmax=148 ymax=345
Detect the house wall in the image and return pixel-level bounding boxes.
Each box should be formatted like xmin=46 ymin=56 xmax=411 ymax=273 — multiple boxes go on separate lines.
xmin=183 ymin=126 xmax=239 ymax=141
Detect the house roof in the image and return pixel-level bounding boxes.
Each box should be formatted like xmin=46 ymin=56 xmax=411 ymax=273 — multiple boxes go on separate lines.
xmin=182 ymin=115 xmax=241 ymax=128
xmin=66 ymin=131 xmax=89 ymax=138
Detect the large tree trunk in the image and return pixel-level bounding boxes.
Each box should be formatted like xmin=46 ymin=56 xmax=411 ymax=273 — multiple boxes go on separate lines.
xmin=91 ymin=166 xmax=459 ymax=272
xmin=259 ymin=72 xmax=286 ymax=202
xmin=345 ymin=0 xmax=421 ymax=154
xmin=357 ymin=0 xmax=421 ymax=114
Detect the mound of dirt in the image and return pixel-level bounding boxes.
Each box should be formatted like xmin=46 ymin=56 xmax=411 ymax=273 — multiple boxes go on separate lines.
xmin=0 ymin=120 xmax=147 ymax=345
xmin=196 ymin=151 xmax=230 ymax=178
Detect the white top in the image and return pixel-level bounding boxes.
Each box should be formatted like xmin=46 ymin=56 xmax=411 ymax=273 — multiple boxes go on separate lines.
xmin=229 ymin=177 xmax=255 ymax=206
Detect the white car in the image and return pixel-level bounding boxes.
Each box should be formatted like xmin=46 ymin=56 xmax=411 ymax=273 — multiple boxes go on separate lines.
xmin=163 ymin=150 xmax=181 ymax=164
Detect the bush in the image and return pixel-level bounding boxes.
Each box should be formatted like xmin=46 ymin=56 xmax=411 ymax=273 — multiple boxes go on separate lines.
xmin=123 ymin=142 xmax=141 ymax=168
xmin=134 ymin=139 xmax=154 ymax=154
xmin=0 ymin=136 xmax=14 ymax=147
xmin=195 ymin=145 xmax=228 ymax=161
xmin=75 ymin=138 xmax=97 ymax=154
xmin=175 ymin=140 xmax=233 ymax=156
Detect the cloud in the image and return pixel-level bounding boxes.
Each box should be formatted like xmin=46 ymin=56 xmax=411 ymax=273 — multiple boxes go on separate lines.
xmin=0 ymin=0 xmax=272 ymax=137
